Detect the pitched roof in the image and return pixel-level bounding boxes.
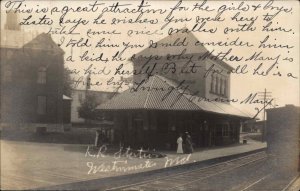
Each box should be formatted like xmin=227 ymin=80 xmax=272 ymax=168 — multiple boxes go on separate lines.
xmin=133 ymin=29 xmax=233 ymax=70
xmin=97 ymin=75 xmax=199 ymax=111
xmin=23 ymin=33 xmax=64 ymax=53
xmin=97 ymin=75 xmax=251 ymax=118
xmin=1 ymin=30 xmax=64 ymax=53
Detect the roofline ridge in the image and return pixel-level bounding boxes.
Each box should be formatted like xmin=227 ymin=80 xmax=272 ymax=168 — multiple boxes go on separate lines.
xmin=23 ymin=32 xmax=65 ymax=53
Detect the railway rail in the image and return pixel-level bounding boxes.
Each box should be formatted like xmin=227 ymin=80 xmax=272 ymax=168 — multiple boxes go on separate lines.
xmin=107 ymin=151 xmax=268 ymax=191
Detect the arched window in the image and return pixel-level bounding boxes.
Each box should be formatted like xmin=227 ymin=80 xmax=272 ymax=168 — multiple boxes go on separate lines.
xmin=221 ymin=79 xmax=224 ymax=95
xmin=210 ymin=74 xmax=215 ymax=92
xmin=215 ymin=76 xmax=219 ymax=94
xmin=220 ymin=78 xmax=223 ymax=95
xmin=37 ymin=66 xmax=47 ymax=84
xmin=224 ymin=79 xmax=227 ymax=97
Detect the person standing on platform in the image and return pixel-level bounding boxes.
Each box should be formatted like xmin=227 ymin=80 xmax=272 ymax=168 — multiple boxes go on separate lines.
xmin=177 ymin=134 xmax=183 ymax=154
xmin=185 ymin=132 xmax=194 ymax=154
xmin=95 ymin=130 xmax=101 ymax=147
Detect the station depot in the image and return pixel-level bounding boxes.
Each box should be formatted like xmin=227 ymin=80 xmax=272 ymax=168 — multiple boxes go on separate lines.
xmin=96 ymin=31 xmax=252 ymax=150
xmin=97 ymin=75 xmax=250 ymax=150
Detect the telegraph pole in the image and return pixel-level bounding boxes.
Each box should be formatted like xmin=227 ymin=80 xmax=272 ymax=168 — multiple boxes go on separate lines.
xmin=257 ymin=88 xmax=272 ymax=142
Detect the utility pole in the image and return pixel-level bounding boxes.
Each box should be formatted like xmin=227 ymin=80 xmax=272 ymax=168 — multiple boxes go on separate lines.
xmin=257 ymin=88 xmax=272 ymax=142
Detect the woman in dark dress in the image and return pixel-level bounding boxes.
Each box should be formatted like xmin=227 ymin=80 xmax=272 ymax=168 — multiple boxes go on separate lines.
xmin=185 ymin=132 xmax=193 ymax=154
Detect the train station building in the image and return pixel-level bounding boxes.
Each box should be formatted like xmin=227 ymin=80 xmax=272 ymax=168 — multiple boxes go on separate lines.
xmin=97 ymin=31 xmax=251 ymax=149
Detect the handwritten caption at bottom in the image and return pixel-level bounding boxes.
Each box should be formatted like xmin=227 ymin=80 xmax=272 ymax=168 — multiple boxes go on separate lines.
xmin=85 ymin=145 xmax=191 ymax=174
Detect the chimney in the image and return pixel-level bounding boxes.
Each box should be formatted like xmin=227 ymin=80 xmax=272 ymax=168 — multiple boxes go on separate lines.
xmin=5 ymin=12 xmax=21 ymax=31
xmin=86 ymin=74 xmax=91 ymax=90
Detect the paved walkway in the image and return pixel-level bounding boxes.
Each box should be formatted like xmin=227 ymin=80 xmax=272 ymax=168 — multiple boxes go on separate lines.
xmin=0 ymin=139 xmax=266 ymax=190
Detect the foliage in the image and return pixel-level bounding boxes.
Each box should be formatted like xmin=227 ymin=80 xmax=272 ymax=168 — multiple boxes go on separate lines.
xmin=63 ymin=67 xmax=73 ymax=97
xmin=77 ymin=93 xmax=100 ymax=122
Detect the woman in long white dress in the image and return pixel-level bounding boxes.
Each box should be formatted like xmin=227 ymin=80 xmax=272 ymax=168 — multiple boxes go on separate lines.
xmin=177 ymin=134 xmax=183 ymax=154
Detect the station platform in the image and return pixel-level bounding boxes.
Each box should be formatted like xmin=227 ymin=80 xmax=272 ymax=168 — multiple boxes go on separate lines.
xmin=1 ymin=138 xmax=266 ymax=190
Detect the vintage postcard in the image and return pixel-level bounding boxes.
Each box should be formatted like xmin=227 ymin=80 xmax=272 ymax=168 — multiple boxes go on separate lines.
xmin=0 ymin=0 xmax=299 ymax=190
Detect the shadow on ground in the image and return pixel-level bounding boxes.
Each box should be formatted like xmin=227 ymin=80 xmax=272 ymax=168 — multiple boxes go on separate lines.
xmin=0 ymin=128 xmax=95 ymax=145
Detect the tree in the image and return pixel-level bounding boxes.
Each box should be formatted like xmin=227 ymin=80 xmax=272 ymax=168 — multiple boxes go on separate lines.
xmin=77 ymin=93 xmax=100 ymax=123
xmin=63 ymin=67 xmax=73 ymax=97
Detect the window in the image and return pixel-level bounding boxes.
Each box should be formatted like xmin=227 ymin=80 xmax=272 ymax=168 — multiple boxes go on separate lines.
xmin=222 ymin=124 xmax=230 ymax=137
xmin=37 ymin=67 xmax=47 ymax=84
xmin=37 ymin=96 xmax=47 ymax=115
xmin=224 ymin=79 xmax=227 ymax=97
xmin=221 ymin=79 xmax=225 ymax=95
xmin=215 ymin=76 xmax=219 ymax=94
xmin=219 ymin=78 xmax=223 ymax=95
xmin=210 ymin=74 xmax=215 ymax=92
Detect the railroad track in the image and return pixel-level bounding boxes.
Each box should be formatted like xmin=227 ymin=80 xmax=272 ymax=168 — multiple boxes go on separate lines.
xmin=106 ymin=151 xmax=268 ymax=191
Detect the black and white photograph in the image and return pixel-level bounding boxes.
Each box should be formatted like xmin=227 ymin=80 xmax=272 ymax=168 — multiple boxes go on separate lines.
xmin=0 ymin=0 xmax=299 ymax=190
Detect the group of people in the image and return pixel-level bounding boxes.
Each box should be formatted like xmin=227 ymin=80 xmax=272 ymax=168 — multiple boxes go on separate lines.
xmin=177 ymin=132 xmax=194 ymax=154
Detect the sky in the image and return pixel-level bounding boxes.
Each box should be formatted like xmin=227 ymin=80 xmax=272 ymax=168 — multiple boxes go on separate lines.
xmin=1 ymin=0 xmax=299 ymax=118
